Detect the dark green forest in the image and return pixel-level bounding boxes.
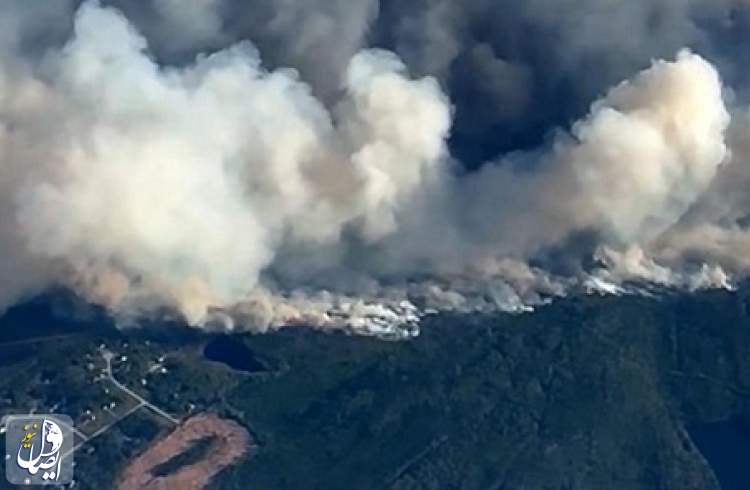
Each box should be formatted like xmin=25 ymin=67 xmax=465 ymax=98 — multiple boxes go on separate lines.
xmin=2 ymin=285 xmax=750 ymax=489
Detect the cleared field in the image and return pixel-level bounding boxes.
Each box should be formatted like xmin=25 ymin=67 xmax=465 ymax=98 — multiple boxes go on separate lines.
xmin=116 ymin=413 xmax=250 ymax=490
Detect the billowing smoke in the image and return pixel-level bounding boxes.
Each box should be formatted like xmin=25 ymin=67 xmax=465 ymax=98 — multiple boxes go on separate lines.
xmin=466 ymin=50 xmax=729 ymax=253
xmin=2 ymin=1 xmax=750 ymax=335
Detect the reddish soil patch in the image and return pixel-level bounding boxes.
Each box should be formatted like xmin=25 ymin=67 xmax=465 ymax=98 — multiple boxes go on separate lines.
xmin=116 ymin=413 xmax=250 ymax=490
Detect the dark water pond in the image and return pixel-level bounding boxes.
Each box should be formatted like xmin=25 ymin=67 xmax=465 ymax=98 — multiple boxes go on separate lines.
xmin=203 ymin=336 xmax=267 ymax=373
xmin=689 ymin=419 xmax=750 ymax=490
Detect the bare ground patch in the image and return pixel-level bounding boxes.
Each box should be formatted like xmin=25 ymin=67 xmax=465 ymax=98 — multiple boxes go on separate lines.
xmin=116 ymin=413 xmax=250 ymax=490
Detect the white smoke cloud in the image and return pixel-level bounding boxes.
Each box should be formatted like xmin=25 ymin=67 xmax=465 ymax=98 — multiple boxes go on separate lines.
xmin=0 ymin=1 xmax=748 ymax=335
xmin=465 ymin=50 xmax=729 ymax=256
xmin=2 ymin=2 xmax=451 ymax=326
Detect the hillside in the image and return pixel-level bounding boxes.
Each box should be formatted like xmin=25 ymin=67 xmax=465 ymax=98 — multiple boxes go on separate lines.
xmin=2 ymin=286 xmax=750 ymax=489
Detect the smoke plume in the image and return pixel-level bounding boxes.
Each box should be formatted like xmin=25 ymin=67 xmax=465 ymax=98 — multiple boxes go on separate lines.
xmin=2 ymin=1 xmax=750 ymax=334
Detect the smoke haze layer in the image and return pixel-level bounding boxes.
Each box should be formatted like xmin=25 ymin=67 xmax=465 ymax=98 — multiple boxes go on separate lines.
xmin=2 ymin=1 xmax=750 ymax=334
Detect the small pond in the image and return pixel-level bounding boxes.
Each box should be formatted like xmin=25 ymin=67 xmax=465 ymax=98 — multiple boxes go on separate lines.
xmin=203 ymin=336 xmax=267 ymax=373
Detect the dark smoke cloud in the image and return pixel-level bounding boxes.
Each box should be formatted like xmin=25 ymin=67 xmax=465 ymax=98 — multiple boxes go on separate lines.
xmin=376 ymin=0 xmax=746 ymax=164
xmin=101 ymin=0 xmax=750 ymax=161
